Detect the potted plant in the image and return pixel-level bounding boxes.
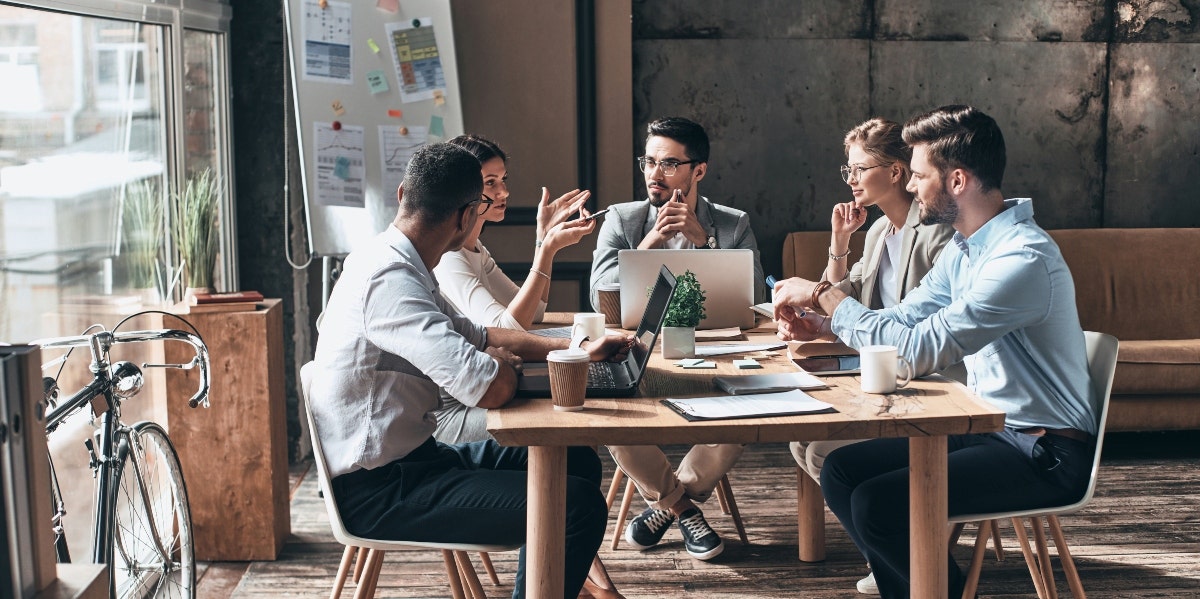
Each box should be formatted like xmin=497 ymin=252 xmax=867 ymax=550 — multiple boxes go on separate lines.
xmin=660 ymin=269 xmax=706 ymax=358
xmin=119 ymin=177 xmax=165 ymax=303
xmin=171 ymin=168 xmax=220 ymax=298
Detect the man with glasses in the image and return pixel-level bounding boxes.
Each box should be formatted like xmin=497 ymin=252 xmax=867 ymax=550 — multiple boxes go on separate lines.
xmin=309 ymin=143 xmax=635 ymax=599
xmin=589 ymin=117 xmax=764 ymax=561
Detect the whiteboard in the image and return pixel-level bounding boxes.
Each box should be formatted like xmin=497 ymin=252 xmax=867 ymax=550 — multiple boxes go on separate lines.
xmin=284 ymin=0 xmax=463 ymax=257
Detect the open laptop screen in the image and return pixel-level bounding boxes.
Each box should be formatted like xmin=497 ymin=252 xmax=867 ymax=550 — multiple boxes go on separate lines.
xmin=627 ymin=264 xmax=677 ymax=376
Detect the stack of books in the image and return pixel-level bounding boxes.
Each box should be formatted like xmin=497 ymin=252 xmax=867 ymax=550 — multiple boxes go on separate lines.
xmin=180 ymin=290 xmax=265 ymax=313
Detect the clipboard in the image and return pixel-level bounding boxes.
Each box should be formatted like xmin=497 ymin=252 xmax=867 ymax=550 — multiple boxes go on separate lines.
xmin=660 ymin=390 xmax=837 ymax=422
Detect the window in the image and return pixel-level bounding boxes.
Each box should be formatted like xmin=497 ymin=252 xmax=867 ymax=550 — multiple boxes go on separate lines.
xmin=0 ymin=1 xmax=233 ymax=343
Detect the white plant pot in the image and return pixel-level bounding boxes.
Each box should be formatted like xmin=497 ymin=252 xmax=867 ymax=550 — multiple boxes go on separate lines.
xmin=661 ymin=326 xmax=696 ymax=359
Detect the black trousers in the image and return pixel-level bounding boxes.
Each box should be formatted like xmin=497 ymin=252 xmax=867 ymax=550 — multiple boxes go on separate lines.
xmin=821 ymin=429 xmax=1093 ymax=599
xmin=332 ymin=438 xmax=607 ymax=599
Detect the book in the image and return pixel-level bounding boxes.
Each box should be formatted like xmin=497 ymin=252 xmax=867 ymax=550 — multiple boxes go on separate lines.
xmin=191 ymin=290 xmax=264 ymax=305
xmin=176 ymin=300 xmax=262 ymax=314
xmin=662 ymin=389 xmax=836 ymax=421
xmin=713 ymin=371 xmax=828 ymax=395
xmin=750 ymin=302 xmax=774 ymax=319
xmin=788 ymin=340 xmax=858 ymax=359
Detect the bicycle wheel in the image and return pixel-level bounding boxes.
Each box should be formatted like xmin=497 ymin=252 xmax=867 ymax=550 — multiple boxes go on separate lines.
xmin=109 ymin=422 xmax=194 ymax=599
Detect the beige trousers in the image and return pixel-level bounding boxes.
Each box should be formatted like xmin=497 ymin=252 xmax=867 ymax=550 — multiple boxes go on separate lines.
xmin=606 ymin=444 xmax=744 ymax=511
xmin=790 ymin=439 xmax=865 ymax=483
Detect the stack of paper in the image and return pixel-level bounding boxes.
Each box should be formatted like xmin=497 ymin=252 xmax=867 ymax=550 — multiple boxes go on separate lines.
xmin=713 ymin=371 xmax=828 ymax=395
xmin=662 ymin=390 xmax=835 ymax=421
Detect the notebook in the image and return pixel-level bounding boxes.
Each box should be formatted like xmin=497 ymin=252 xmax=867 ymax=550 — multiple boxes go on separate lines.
xmin=713 ymin=371 xmax=828 ymax=395
xmin=516 ymin=265 xmax=677 ymax=398
xmin=617 ymin=249 xmax=757 ymax=330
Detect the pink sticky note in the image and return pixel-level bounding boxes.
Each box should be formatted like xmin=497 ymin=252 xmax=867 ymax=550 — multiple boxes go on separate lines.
xmin=376 ymin=0 xmax=399 ymax=12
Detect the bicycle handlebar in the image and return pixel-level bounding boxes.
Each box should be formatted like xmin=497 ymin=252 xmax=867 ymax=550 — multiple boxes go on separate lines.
xmin=34 ymin=329 xmax=212 ymax=409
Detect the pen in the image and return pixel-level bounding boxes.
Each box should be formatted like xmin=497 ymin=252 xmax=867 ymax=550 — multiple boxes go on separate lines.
xmin=765 ymin=275 xmax=777 ymax=288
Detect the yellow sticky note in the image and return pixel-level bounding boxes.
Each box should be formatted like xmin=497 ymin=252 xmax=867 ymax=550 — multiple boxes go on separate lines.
xmin=433 ymin=90 xmax=445 ymax=106
xmin=367 ymin=38 xmax=380 ymax=54
xmin=331 ymin=100 xmax=345 ymax=117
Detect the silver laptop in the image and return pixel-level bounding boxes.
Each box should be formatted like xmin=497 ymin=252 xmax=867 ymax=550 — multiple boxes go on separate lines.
xmin=516 ymin=265 xmax=677 ymax=398
xmin=617 ymin=249 xmax=756 ymax=330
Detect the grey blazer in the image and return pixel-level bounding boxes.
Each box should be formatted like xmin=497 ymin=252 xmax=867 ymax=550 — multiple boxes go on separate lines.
xmin=589 ymin=196 xmax=765 ymax=309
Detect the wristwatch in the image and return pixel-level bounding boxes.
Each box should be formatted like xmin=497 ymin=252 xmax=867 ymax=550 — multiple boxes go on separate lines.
xmin=704 ymin=235 xmax=718 ymax=249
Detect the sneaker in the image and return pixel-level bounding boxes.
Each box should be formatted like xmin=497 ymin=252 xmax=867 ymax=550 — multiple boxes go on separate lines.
xmin=677 ymin=508 xmax=724 ymax=560
xmin=856 ymin=571 xmax=879 ymax=595
xmin=625 ymin=507 xmax=675 ymax=550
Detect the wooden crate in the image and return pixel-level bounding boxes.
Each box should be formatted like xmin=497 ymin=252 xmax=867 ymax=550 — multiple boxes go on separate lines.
xmin=165 ymin=299 xmax=289 ymax=561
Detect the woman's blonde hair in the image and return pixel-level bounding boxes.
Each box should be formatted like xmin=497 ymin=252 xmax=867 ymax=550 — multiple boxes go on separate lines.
xmin=844 ymin=118 xmax=911 ymax=185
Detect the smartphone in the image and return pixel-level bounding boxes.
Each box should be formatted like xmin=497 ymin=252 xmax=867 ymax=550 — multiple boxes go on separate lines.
xmin=578 ymin=208 xmax=610 ymax=222
xmin=793 ymin=355 xmax=860 ymax=375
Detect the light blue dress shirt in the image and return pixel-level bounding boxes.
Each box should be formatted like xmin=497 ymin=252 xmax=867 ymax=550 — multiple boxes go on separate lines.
xmin=830 ymin=199 xmax=1097 ymax=434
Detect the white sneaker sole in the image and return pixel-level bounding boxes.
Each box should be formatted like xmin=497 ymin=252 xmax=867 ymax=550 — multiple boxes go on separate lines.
xmin=686 ymin=539 xmax=724 ymax=561
xmin=624 ymin=523 xmax=659 ymax=551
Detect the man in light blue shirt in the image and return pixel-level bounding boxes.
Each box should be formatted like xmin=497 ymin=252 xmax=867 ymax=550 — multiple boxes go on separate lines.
xmin=773 ymin=105 xmax=1097 ymax=598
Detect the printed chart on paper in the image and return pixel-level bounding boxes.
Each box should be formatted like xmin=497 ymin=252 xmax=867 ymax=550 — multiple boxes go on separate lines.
xmin=314 ymin=122 xmax=365 ymax=207
xmin=386 ymin=18 xmax=445 ymax=103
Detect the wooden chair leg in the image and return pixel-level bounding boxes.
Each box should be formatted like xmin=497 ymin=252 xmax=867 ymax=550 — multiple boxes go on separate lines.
xmin=1047 ymin=515 xmax=1087 ymax=599
xmin=441 ymin=550 xmax=468 ymax=599
xmin=611 ymin=478 xmax=637 ymax=550
xmin=1011 ymin=518 xmax=1052 ymax=599
xmin=331 ymin=545 xmax=356 ymax=599
xmin=716 ymin=475 xmax=748 ymax=545
xmin=949 ymin=522 xmax=966 ymax=547
xmin=990 ymin=519 xmax=1005 ymax=561
xmin=796 ymin=467 xmax=826 ymax=562
xmin=477 ymin=551 xmax=500 ymax=585
xmin=960 ymin=519 xmax=992 ymax=599
xmin=605 ymin=468 xmax=626 ymax=510
xmin=1031 ymin=516 xmax=1059 ymax=599
xmin=715 ymin=476 xmax=732 ymax=515
xmin=352 ymin=549 xmax=385 ymax=599
xmin=455 ymin=551 xmax=487 ymax=599
xmin=352 ymin=546 xmax=369 ymax=583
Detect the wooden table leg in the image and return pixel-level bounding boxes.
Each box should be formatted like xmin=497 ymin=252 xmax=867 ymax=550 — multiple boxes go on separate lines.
xmin=910 ymin=435 xmax=948 ymax=599
xmin=527 ymin=446 xmax=567 ymax=599
xmin=797 ymin=467 xmax=826 ymax=562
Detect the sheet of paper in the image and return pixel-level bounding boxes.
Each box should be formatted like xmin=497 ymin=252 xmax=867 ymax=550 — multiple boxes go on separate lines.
xmin=378 ymin=124 xmax=427 ymax=201
xmin=695 ymin=327 xmax=745 ymax=341
xmin=386 ymin=18 xmax=446 ymax=103
xmin=664 ymin=390 xmax=834 ymax=420
xmin=694 ymin=341 xmax=787 ymax=357
xmin=314 ymin=121 xmax=365 ymax=207
xmin=302 ymin=0 xmax=352 ymax=84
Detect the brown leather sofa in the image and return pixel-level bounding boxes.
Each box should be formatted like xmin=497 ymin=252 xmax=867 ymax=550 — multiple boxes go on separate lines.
xmin=782 ymin=228 xmax=1200 ymax=432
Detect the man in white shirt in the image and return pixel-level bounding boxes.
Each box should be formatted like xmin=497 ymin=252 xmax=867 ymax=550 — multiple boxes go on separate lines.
xmin=309 ymin=143 xmax=632 ymax=599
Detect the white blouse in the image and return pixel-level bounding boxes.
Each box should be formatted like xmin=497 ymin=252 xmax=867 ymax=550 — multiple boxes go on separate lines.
xmin=434 ymin=241 xmax=547 ymax=331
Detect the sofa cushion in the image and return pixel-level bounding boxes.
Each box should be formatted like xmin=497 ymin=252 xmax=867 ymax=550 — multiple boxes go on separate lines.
xmin=1112 ymin=339 xmax=1200 ymax=395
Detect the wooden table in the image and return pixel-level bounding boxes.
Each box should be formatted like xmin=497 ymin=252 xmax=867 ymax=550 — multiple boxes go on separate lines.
xmin=488 ymin=319 xmax=1005 ymax=599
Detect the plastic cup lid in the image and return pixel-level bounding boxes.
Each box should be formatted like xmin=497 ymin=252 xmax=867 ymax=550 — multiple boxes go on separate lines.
xmin=596 ymin=283 xmax=621 ymax=291
xmin=547 ymin=348 xmax=590 ymax=363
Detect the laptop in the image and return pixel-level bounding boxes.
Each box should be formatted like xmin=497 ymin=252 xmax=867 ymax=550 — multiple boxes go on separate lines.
xmin=618 ymin=249 xmax=756 ymax=330
xmin=517 ymin=265 xmax=677 ymax=398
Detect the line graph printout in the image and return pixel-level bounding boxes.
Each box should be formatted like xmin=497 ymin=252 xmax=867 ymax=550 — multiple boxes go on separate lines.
xmin=302 ymin=0 xmax=353 ymax=84
xmin=379 ymin=125 xmax=428 ymax=200
xmin=386 ymin=18 xmax=445 ymax=103
xmin=314 ymin=122 xmax=365 ymax=207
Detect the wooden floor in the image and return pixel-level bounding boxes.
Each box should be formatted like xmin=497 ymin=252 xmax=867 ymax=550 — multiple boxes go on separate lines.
xmin=198 ymin=432 xmax=1200 ymax=598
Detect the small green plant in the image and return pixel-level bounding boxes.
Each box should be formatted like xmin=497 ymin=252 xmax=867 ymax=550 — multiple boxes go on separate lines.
xmin=663 ymin=269 xmax=706 ymax=328
xmin=171 ymin=168 xmax=220 ymax=290
xmin=120 ymin=177 xmax=164 ymax=290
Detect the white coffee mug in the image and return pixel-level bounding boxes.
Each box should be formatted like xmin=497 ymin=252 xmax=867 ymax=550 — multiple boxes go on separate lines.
xmin=572 ymin=312 xmax=606 ymax=342
xmin=859 ymin=345 xmax=913 ymax=394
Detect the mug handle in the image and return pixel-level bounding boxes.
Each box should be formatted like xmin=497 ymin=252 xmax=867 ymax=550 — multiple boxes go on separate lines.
xmin=896 ymin=356 xmax=913 ymax=389
xmin=569 ymin=323 xmax=590 ymax=349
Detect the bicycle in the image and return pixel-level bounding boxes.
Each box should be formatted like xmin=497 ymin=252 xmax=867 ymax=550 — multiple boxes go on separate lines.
xmin=34 ymin=322 xmax=210 ymax=599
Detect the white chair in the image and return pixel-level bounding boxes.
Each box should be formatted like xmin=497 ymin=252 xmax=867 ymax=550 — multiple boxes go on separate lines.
xmin=950 ymin=331 xmax=1119 ymax=599
xmin=300 ymin=362 xmax=520 ymax=599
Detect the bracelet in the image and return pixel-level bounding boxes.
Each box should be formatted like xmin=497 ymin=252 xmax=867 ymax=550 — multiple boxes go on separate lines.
xmin=810 ymin=280 xmax=833 ymax=312
xmin=828 ymin=247 xmax=851 ymax=261
xmin=535 ymin=238 xmax=544 ymax=248
xmin=529 ymin=267 xmax=550 ymax=281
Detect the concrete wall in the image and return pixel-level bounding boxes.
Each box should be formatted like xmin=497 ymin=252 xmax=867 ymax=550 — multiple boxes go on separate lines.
xmin=632 ymin=0 xmax=1200 ymax=278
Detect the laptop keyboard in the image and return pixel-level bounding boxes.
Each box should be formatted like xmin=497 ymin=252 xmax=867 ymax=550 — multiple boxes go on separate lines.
xmin=588 ymin=362 xmax=618 ymax=388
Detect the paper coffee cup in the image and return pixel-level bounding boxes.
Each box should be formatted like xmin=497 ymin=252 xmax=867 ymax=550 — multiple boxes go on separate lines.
xmin=596 ymin=283 xmax=622 ymax=325
xmin=547 ymin=348 xmax=590 ymax=411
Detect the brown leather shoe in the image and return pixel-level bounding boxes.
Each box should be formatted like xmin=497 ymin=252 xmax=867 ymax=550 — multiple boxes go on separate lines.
xmin=579 ymin=575 xmax=627 ymax=599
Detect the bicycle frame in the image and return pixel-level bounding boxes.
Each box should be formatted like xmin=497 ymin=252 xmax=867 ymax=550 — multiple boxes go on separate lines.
xmin=37 ymin=329 xmax=209 ymax=591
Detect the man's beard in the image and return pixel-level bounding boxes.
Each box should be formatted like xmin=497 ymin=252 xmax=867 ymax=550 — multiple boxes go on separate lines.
xmin=647 ymin=180 xmax=690 ymax=207
xmin=919 ymin=185 xmax=958 ymax=226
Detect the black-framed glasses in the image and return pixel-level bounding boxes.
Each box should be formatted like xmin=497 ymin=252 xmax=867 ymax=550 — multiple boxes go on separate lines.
xmin=637 ymin=156 xmax=698 ymax=177
xmin=464 ymin=193 xmax=495 ymax=213
xmin=840 ymin=163 xmax=888 ymax=183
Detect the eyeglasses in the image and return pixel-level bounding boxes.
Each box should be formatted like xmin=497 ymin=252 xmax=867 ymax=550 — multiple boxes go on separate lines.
xmin=637 ymin=156 xmax=698 ymax=177
xmin=840 ymin=163 xmax=888 ymax=183
xmin=463 ymin=194 xmax=495 ymax=213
